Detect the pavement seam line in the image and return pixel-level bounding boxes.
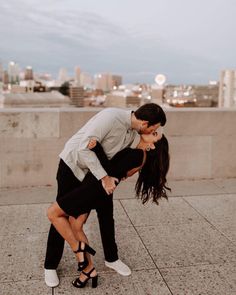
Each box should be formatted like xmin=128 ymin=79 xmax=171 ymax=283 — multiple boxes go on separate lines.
xmin=158 ymin=261 xmax=236 ymax=270
xmin=182 ymin=197 xmax=236 ymax=247
xmin=0 ymin=191 xmax=234 ymax=207
xmin=119 ymin=199 xmax=174 ymax=295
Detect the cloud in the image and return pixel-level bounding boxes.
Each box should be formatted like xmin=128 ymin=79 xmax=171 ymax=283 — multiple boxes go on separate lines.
xmin=1 ymin=0 xmax=235 ymax=83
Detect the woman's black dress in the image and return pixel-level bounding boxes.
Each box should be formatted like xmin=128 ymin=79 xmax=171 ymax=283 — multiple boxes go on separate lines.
xmin=57 ymin=143 xmax=143 ymax=218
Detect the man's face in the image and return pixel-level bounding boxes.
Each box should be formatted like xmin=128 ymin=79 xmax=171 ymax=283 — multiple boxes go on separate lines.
xmin=140 ymin=122 xmax=161 ymax=134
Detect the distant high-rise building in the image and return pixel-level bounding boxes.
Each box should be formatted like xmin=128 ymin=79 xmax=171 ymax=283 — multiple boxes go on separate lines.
xmin=24 ymin=66 xmax=34 ymax=80
xmin=105 ymin=90 xmax=141 ymax=108
xmin=8 ymin=61 xmax=20 ymax=84
xmin=94 ymin=73 xmax=109 ymax=91
xmin=2 ymin=70 xmax=9 ymax=85
xmin=0 ymin=63 xmax=3 ymax=82
xmin=94 ymin=73 xmax=122 ymax=92
xmin=80 ymin=72 xmax=93 ymax=88
xmin=75 ymin=66 xmax=81 ymax=86
xmin=151 ymin=85 xmax=164 ymax=105
xmin=219 ymin=70 xmax=236 ymax=107
xmin=58 ymin=68 xmax=68 ymax=82
xmin=69 ymin=86 xmax=84 ymax=107
xmin=112 ymin=75 xmax=122 ymax=88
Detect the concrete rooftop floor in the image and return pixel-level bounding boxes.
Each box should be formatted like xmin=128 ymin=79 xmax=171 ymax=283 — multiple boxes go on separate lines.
xmin=0 ymin=177 xmax=236 ymax=295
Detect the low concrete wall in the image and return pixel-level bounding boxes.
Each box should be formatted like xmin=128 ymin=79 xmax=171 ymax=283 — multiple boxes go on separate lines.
xmin=0 ymin=107 xmax=236 ymax=188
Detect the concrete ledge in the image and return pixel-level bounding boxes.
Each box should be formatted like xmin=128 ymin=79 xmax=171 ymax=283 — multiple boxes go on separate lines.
xmin=0 ymin=107 xmax=236 ymax=188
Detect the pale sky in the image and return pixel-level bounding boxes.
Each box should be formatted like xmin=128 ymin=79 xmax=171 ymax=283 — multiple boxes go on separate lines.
xmin=1 ymin=0 xmax=236 ymax=84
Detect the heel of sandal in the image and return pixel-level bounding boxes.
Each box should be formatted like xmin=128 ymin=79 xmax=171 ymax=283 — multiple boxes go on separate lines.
xmin=91 ymin=275 xmax=98 ymax=288
xmin=85 ymin=244 xmax=96 ymax=256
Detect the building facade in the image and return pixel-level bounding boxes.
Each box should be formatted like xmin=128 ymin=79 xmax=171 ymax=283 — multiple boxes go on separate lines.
xmin=219 ymin=70 xmax=236 ymax=107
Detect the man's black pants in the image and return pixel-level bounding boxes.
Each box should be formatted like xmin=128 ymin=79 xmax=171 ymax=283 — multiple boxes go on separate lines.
xmin=44 ymin=159 xmax=118 ymax=269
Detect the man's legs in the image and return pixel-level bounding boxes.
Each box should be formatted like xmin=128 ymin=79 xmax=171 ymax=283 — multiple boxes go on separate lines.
xmin=44 ymin=160 xmax=81 ymax=286
xmin=44 ymin=224 xmax=65 ymax=269
xmin=96 ymin=196 xmax=118 ymax=262
xmin=96 ymin=196 xmax=131 ymax=276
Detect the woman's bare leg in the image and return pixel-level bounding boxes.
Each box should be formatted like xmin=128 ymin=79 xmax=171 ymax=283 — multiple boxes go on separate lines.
xmin=69 ymin=215 xmax=97 ymax=280
xmin=47 ymin=202 xmax=87 ymax=262
xmin=69 ymin=214 xmax=89 ymax=243
xmin=47 ymin=202 xmax=78 ymax=249
xmin=69 ymin=214 xmax=90 ymax=264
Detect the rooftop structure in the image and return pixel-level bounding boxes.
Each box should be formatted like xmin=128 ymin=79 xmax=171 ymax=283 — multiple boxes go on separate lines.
xmin=0 ymin=177 xmax=235 ymax=294
xmin=0 ymin=91 xmax=70 ymax=108
xmin=219 ymin=69 xmax=236 ymax=107
xmin=0 ymin=107 xmax=235 ymax=294
xmin=0 ymin=107 xmax=235 ymax=188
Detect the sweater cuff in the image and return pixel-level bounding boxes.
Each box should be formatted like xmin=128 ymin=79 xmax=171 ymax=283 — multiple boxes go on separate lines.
xmin=93 ymin=167 xmax=107 ymax=181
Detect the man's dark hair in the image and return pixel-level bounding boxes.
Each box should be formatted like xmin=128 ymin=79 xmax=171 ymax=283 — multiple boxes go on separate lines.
xmin=134 ymin=103 xmax=166 ymax=126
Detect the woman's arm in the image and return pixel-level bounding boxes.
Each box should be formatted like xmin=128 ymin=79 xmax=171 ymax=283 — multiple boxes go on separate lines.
xmin=88 ymin=139 xmax=145 ymax=180
xmin=87 ymin=139 xmax=110 ymax=171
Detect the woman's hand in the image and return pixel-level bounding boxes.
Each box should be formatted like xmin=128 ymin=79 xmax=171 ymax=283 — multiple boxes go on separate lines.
xmin=87 ymin=138 xmax=97 ymax=149
xmin=101 ymin=175 xmax=119 ymax=195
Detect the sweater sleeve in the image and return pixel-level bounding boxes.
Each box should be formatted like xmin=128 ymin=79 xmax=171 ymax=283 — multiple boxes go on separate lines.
xmin=76 ymin=110 xmax=118 ymax=180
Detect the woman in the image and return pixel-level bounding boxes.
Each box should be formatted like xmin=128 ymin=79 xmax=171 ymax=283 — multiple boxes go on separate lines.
xmin=47 ymin=131 xmax=170 ymax=288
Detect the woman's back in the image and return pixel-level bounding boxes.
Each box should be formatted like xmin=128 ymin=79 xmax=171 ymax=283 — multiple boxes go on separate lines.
xmin=57 ymin=147 xmax=144 ymax=218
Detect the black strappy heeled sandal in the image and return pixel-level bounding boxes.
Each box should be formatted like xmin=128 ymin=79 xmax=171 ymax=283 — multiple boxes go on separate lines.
xmin=74 ymin=241 xmax=96 ymax=271
xmin=72 ymin=267 xmax=98 ymax=288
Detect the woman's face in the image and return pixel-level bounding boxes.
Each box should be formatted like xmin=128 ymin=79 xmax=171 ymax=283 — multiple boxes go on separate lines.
xmin=141 ymin=128 xmax=162 ymax=149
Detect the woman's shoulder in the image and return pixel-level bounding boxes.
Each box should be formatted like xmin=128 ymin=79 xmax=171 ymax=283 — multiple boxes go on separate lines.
xmin=129 ymin=148 xmax=145 ymax=164
xmin=110 ymin=148 xmax=144 ymax=175
xmin=118 ymin=147 xmax=143 ymax=156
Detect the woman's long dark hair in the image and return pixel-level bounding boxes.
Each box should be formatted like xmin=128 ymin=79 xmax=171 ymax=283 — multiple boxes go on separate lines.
xmin=135 ymin=134 xmax=170 ymax=204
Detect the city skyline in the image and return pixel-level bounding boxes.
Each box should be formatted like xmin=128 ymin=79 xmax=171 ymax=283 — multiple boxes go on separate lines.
xmin=1 ymin=0 xmax=236 ymax=84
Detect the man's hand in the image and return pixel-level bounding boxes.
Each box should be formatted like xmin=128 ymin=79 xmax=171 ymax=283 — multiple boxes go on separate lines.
xmin=101 ymin=175 xmax=119 ymax=195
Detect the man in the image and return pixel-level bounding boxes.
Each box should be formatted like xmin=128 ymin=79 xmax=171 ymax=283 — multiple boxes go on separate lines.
xmin=44 ymin=103 xmax=166 ymax=287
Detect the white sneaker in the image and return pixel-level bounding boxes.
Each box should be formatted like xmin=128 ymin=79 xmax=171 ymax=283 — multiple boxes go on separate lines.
xmin=44 ymin=269 xmax=59 ymax=287
xmin=105 ymin=259 xmax=131 ymax=276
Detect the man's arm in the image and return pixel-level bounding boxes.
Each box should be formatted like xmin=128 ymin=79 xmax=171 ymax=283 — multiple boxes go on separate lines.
xmin=77 ymin=111 xmax=119 ymax=194
xmin=87 ymin=139 xmax=118 ymax=195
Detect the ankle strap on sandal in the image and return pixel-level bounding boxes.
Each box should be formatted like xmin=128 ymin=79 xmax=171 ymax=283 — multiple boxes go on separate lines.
xmin=82 ymin=267 xmax=95 ymax=278
xmin=74 ymin=241 xmax=85 ymax=254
